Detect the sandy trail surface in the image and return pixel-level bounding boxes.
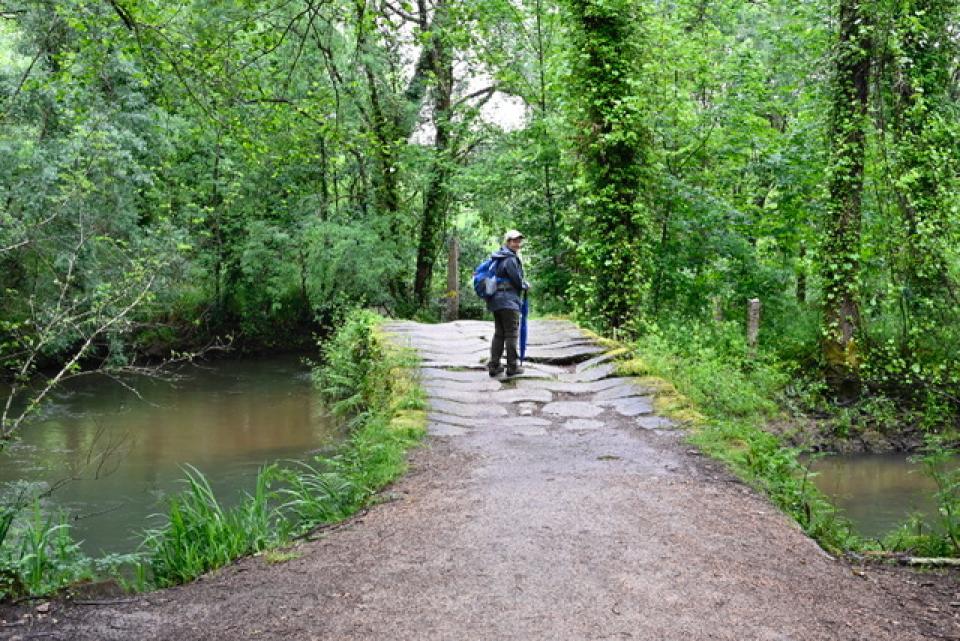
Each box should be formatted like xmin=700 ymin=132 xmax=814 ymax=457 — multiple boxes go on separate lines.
xmin=3 ymin=320 xmax=956 ymax=640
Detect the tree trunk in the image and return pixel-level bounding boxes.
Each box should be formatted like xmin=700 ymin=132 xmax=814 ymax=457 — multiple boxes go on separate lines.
xmin=564 ymin=0 xmax=653 ymax=328
xmin=444 ymin=234 xmax=459 ymax=322
xmin=822 ymin=0 xmax=872 ymax=399
xmin=886 ymin=0 xmax=957 ymax=311
xmin=413 ymin=4 xmax=453 ymax=307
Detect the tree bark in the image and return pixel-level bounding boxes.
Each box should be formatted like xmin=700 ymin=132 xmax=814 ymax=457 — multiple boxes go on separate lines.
xmin=413 ymin=2 xmax=453 ymax=306
xmin=444 ymin=234 xmax=459 ymax=322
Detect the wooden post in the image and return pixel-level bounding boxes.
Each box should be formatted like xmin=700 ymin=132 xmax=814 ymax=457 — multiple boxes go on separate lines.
xmin=444 ymin=234 xmax=459 ymax=322
xmin=747 ymin=298 xmax=761 ymax=359
xmin=712 ymin=296 xmax=724 ymax=322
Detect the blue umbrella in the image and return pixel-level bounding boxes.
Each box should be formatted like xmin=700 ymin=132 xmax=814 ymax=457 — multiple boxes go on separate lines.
xmin=519 ymin=293 xmax=529 ymax=364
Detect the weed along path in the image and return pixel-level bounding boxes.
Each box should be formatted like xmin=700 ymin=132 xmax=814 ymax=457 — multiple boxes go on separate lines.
xmin=8 ymin=320 xmax=954 ymax=640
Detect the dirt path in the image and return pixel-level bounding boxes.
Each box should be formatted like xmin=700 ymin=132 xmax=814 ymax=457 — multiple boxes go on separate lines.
xmin=3 ymin=320 xmax=958 ymax=640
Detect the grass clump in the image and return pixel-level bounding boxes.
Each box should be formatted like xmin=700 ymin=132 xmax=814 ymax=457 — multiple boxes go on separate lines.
xmin=880 ymin=436 xmax=960 ymax=557
xmin=144 ymin=464 xmax=282 ymax=587
xmin=0 ymin=498 xmax=94 ymax=600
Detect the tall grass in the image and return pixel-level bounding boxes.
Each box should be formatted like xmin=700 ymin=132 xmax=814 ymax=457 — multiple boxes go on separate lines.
xmin=0 ymin=497 xmax=93 ymax=600
xmin=144 ymin=464 xmax=282 ymax=587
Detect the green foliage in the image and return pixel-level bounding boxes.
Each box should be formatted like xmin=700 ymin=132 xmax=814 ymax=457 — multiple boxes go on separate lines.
xmin=633 ymin=321 xmax=786 ymax=419
xmin=277 ymin=462 xmax=357 ymax=531
xmin=144 ymin=464 xmax=282 ymax=588
xmin=313 ymin=310 xmax=388 ymax=417
xmin=0 ymin=497 xmax=94 ymax=600
xmin=562 ymin=0 xmax=655 ymax=328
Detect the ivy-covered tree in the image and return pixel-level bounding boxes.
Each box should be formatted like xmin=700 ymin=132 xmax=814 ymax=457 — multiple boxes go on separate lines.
xmin=821 ymin=0 xmax=873 ymax=398
xmin=562 ymin=0 xmax=654 ymax=329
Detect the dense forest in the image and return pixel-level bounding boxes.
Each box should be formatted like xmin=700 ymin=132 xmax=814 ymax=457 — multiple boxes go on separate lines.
xmin=1 ymin=0 xmax=958 ymax=440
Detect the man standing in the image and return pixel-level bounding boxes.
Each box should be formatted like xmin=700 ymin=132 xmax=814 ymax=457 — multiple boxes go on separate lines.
xmin=486 ymin=229 xmax=528 ymax=377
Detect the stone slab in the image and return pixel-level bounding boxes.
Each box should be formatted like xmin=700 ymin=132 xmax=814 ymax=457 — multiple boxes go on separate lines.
xmin=575 ymin=350 xmax=624 ymax=373
xmin=420 ymin=368 xmax=492 ymax=382
xmin=608 ymin=397 xmax=654 ymax=417
xmin=512 ymin=427 xmax=548 ymax=437
xmin=516 ymin=402 xmax=538 ymax=417
xmin=427 ymin=412 xmax=488 ymax=428
xmin=541 ymin=401 xmax=604 ymax=419
xmin=428 ymin=384 xmax=553 ymax=404
xmin=507 ymin=416 xmax=552 ymax=427
xmin=410 ymin=343 xmax=488 ymax=354
xmin=429 ymin=398 xmax=508 ymax=418
xmin=428 ymin=422 xmax=470 ymax=437
xmin=560 ymin=362 xmax=617 ymax=383
xmin=426 ymin=412 xmax=549 ymax=429
xmin=424 ymin=388 xmax=480 ymax=404
xmin=593 ymin=383 xmax=649 ymax=402
xmin=422 ymin=379 xmax=502 ymax=393
xmin=519 ymin=362 xmax=567 ymax=376
xmin=418 ymin=349 xmax=488 ymax=359
xmin=526 ymin=344 xmax=608 ymax=364
xmin=635 ymin=415 xmax=677 ymax=430
xmin=563 ymin=419 xmax=604 ymax=432
xmin=421 ymin=361 xmax=488 ymax=370
xmin=491 ymin=388 xmax=553 ymax=404
xmin=514 ymin=376 xmax=637 ymax=394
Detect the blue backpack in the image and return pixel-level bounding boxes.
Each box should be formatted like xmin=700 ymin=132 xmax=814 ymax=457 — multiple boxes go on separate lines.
xmin=473 ymin=256 xmax=504 ymax=299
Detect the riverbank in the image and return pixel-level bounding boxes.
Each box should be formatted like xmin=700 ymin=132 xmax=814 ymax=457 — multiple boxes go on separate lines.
xmin=0 ymin=311 xmax=426 ymax=600
xmin=4 ymin=319 xmax=956 ymax=640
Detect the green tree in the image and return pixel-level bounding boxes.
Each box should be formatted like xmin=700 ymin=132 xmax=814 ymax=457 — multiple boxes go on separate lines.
xmin=562 ymin=0 xmax=654 ymax=329
xmin=821 ymin=0 xmax=873 ymax=398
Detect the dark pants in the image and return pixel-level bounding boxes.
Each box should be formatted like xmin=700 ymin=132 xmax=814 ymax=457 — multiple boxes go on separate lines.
xmin=490 ymin=309 xmax=520 ymax=372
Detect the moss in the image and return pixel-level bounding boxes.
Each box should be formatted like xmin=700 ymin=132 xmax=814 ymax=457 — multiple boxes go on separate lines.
xmin=389 ymin=409 xmax=427 ymax=437
xmin=262 ymin=549 xmax=302 ymax=565
xmin=578 ymin=327 xmax=622 ymax=350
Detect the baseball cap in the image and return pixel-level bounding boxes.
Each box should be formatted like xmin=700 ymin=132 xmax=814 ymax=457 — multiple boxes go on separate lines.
xmin=504 ymin=229 xmax=524 ymax=242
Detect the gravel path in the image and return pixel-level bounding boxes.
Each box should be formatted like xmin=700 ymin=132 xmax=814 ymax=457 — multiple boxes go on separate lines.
xmin=3 ymin=319 xmax=954 ymax=640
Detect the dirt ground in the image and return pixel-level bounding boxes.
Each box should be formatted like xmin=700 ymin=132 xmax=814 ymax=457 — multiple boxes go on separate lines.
xmin=2 ymin=320 xmax=958 ymax=641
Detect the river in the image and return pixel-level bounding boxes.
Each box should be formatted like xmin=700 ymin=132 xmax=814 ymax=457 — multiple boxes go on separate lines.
xmin=0 ymin=354 xmax=340 ymax=556
xmin=809 ymin=453 xmax=941 ymax=539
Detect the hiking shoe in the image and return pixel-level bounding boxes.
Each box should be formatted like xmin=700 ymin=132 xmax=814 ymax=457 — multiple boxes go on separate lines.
xmin=505 ymin=366 xmax=525 ymax=377
xmin=488 ymin=365 xmax=504 ymax=377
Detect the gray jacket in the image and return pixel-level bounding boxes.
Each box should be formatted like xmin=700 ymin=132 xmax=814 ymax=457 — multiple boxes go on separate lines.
xmin=486 ymin=246 xmax=526 ymax=313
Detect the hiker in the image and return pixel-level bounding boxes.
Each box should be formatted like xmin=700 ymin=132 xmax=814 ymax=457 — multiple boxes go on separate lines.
xmin=486 ymin=229 xmax=529 ymax=377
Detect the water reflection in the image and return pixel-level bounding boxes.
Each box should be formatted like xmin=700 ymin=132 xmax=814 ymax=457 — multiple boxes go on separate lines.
xmin=0 ymin=355 xmax=339 ymax=555
xmin=809 ymin=453 xmax=939 ymax=539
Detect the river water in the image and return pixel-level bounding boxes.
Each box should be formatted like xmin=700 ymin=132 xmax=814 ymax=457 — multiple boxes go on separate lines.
xmin=809 ymin=453 xmax=940 ymax=539
xmin=0 ymin=354 xmax=340 ymax=556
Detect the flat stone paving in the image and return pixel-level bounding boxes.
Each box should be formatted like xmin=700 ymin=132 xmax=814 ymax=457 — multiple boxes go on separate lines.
xmin=388 ymin=319 xmax=659 ymax=440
